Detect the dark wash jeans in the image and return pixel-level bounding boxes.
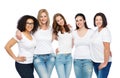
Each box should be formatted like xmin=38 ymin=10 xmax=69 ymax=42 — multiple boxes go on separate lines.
xmin=15 ymin=62 xmax=34 ymax=78
xmin=93 ymin=62 xmax=112 ymax=78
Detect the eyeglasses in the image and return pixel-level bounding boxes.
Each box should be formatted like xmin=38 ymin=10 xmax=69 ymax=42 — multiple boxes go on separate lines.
xmin=26 ymin=22 xmax=34 ymax=25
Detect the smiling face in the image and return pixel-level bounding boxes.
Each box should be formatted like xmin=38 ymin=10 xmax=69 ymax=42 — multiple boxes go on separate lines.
xmin=38 ymin=12 xmax=48 ymax=25
xmin=25 ymin=18 xmax=34 ymax=32
xmin=95 ymin=16 xmax=103 ymax=28
xmin=75 ymin=16 xmax=85 ymax=29
xmin=55 ymin=15 xmax=64 ymax=26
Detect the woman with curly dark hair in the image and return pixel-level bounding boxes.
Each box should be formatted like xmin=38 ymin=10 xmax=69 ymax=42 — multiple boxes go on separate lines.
xmin=4 ymin=15 xmax=39 ymax=78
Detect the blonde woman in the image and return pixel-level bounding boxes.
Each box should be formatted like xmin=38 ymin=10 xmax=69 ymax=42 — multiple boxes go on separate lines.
xmin=33 ymin=9 xmax=55 ymax=78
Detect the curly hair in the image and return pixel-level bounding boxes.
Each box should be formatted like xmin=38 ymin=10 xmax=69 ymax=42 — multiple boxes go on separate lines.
xmin=17 ymin=15 xmax=39 ymax=34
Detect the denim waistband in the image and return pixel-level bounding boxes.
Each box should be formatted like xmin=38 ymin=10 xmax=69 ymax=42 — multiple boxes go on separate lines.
xmin=34 ymin=53 xmax=55 ymax=56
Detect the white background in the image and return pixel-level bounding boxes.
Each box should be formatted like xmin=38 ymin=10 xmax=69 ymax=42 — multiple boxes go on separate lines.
xmin=0 ymin=0 xmax=119 ymax=78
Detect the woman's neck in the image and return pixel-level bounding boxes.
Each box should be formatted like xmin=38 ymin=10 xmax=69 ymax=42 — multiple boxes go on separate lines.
xmin=39 ymin=24 xmax=48 ymax=30
xmin=61 ymin=26 xmax=65 ymax=33
xmin=77 ymin=27 xmax=88 ymax=37
xmin=23 ymin=31 xmax=31 ymax=34
xmin=98 ymin=27 xmax=103 ymax=32
xmin=78 ymin=26 xmax=87 ymax=31
xmin=23 ymin=31 xmax=32 ymax=40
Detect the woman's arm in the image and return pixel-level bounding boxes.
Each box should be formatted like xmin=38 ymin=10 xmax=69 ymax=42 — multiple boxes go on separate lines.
xmin=99 ymin=42 xmax=110 ymax=70
xmin=4 ymin=38 xmax=26 ymax=62
xmin=52 ymin=33 xmax=58 ymax=41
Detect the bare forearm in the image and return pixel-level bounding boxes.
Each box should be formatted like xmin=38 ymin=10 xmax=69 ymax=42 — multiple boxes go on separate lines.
xmin=103 ymin=42 xmax=110 ymax=65
xmin=5 ymin=46 xmax=17 ymax=60
xmin=4 ymin=38 xmax=17 ymax=60
xmin=104 ymin=49 xmax=110 ymax=65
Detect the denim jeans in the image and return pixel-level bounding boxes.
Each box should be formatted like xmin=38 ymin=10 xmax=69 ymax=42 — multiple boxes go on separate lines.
xmin=93 ymin=62 xmax=112 ymax=78
xmin=33 ymin=53 xmax=55 ymax=78
xmin=55 ymin=53 xmax=72 ymax=78
xmin=74 ymin=59 xmax=93 ymax=78
xmin=15 ymin=62 xmax=34 ymax=78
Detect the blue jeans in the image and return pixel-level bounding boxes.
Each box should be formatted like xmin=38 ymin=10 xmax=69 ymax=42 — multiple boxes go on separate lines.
xmin=74 ymin=59 xmax=93 ymax=78
xmin=55 ymin=53 xmax=72 ymax=78
xmin=93 ymin=62 xmax=112 ymax=78
xmin=33 ymin=53 xmax=55 ymax=78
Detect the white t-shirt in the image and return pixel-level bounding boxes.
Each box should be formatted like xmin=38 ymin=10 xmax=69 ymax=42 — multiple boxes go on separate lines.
xmin=90 ymin=27 xmax=112 ymax=63
xmin=33 ymin=27 xmax=54 ymax=54
xmin=57 ymin=31 xmax=73 ymax=54
xmin=14 ymin=33 xmax=36 ymax=64
xmin=72 ymin=29 xmax=93 ymax=59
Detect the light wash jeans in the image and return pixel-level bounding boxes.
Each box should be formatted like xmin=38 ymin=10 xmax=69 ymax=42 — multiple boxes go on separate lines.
xmin=55 ymin=53 xmax=72 ymax=78
xmin=74 ymin=59 xmax=93 ymax=78
xmin=93 ymin=62 xmax=112 ymax=78
xmin=33 ymin=53 xmax=55 ymax=78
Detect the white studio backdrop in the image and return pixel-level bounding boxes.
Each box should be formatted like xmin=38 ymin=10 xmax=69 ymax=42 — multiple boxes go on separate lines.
xmin=0 ymin=0 xmax=119 ymax=78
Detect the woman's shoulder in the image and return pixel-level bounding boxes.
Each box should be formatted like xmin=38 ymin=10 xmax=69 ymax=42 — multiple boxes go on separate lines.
xmin=103 ymin=27 xmax=109 ymax=31
xmin=88 ymin=28 xmax=94 ymax=31
xmin=88 ymin=28 xmax=94 ymax=33
xmin=102 ymin=27 xmax=111 ymax=33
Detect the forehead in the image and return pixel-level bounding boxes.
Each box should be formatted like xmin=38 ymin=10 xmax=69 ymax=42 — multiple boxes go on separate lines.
xmin=56 ymin=16 xmax=62 ymax=20
xmin=26 ymin=18 xmax=34 ymax=22
xmin=76 ymin=16 xmax=83 ymax=20
xmin=96 ymin=16 xmax=102 ymax=19
xmin=40 ymin=12 xmax=47 ymax=16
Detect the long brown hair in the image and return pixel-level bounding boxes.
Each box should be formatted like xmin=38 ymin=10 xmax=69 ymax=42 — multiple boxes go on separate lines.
xmin=52 ymin=13 xmax=70 ymax=36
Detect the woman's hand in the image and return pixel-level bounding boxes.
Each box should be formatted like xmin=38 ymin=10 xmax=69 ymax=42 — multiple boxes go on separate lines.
xmin=15 ymin=56 xmax=26 ymax=62
xmin=56 ymin=48 xmax=59 ymax=54
xmin=98 ymin=62 xmax=107 ymax=70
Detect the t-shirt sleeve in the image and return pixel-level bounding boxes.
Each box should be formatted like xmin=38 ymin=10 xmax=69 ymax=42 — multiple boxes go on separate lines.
xmin=13 ymin=32 xmax=23 ymax=42
xmin=102 ymin=28 xmax=111 ymax=42
xmin=13 ymin=36 xmax=20 ymax=42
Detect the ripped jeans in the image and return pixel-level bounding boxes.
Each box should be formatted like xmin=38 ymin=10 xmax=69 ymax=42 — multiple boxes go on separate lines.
xmin=74 ymin=59 xmax=93 ymax=78
xmin=33 ymin=53 xmax=55 ymax=78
